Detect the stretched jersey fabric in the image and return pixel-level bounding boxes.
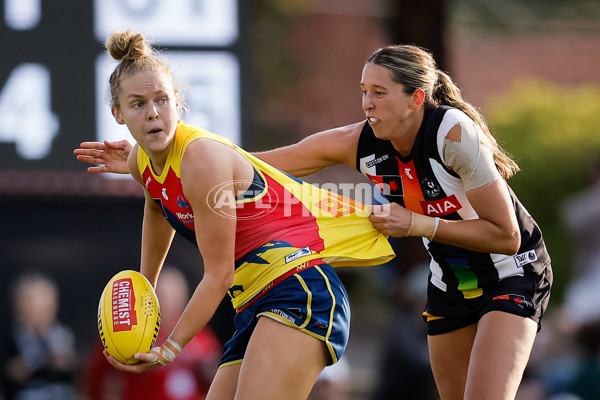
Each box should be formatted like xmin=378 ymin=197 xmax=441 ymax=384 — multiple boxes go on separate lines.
xmin=138 ymin=122 xmax=395 ymax=309
xmin=356 ymin=107 xmax=551 ymax=300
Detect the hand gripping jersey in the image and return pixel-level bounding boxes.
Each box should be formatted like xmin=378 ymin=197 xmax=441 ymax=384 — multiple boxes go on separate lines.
xmin=356 ymin=107 xmax=551 ymax=300
xmin=138 ymin=122 xmax=395 ymax=309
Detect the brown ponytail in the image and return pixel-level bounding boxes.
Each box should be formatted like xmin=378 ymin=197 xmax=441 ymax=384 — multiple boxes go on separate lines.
xmin=367 ymin=45 xmax=520 ymax=178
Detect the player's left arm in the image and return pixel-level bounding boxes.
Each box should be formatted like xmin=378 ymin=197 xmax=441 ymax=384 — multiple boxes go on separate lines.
xmin=432 ymin=179 xmax=520 ymax=254
xmin=370 ymin=122 xmax=520 ymax=255
xmin=434 ymin=122 xmax=521 ymax=254
xmin=167 ymin=139 xmax=238 ymax=348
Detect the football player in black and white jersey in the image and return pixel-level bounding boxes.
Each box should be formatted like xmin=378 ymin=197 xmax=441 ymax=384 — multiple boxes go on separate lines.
xmin=75 ymin=44 xmax=552 ymax=400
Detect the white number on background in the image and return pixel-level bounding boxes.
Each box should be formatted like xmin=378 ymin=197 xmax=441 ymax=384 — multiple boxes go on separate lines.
xmin=94 ymin=0 xmax=238 ymax=46
xmin=4 ymin=0 xmax=41 ymax=30
xmin=0 ymin=64 xmax=60 ymax=160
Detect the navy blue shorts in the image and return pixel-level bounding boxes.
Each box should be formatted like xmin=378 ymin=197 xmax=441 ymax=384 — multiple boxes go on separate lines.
xmin=219 ymin=263 xmax=350 ymax=367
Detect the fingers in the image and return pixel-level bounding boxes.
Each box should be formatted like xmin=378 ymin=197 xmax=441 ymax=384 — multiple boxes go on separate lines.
xmin=73 ymin=142 xmax=108 ymax=164
xmin=79 ymin=141 xmax=107 ymax=150
xmin=73 ymin=149 xmax=100 ymax=157
xmin=370 ymin=203 xmax=391 ymax=218
xmin=102 ymin=350 xmax=157 ymax=373
xmin=86 ymin=166 xmax=110 ymax=174
xmin=75 ymin=153 xmax=105 ymax=164
xmin=136 ymin=352 xmax=160 ymax=363
xmin=104 ymin=139 xmax=132 ymax=151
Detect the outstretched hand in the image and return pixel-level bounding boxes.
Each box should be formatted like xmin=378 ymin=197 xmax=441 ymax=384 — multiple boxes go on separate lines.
xmin=74 ymin=140 xmax=132 ymax=174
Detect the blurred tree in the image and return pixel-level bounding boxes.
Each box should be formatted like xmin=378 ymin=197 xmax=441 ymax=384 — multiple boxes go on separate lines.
xmin=486 ymin=78 xmax=600 ymax=303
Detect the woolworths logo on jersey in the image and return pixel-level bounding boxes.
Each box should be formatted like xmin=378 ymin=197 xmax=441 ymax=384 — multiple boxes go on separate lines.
xmin=206 ymin=180 xmax=387 ymax=220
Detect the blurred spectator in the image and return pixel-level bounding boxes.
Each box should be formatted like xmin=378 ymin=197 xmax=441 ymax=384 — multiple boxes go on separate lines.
xmin=82 ymin=266 xmax=222 ymax=400
xmin=0 ymin=272 xmax=78 ymax=400
xmin=531 ymin=315 xmax=600 ymax=400
xmin=561 ymin=157 xmax=600 ymax=325
xmin=526 ymin=158 xmax=600 ymax=400
xmin=563 ymin=319 xmax=600 ymax=400
xmin=372 ymin=264 xmax=439 ymax=400
xmin=308 ymin=356 xmax=351 ymax=400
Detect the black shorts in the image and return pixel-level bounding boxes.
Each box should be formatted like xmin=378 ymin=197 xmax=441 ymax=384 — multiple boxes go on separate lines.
xmin=423 ymin=265 xmax=552 ymax=335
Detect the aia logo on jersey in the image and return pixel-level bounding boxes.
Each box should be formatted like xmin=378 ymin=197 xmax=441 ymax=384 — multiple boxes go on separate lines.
xmin=421 ymin=177 xmax=441 ymax=198
xmin=420 ymin=194 xmax=461 ymax=216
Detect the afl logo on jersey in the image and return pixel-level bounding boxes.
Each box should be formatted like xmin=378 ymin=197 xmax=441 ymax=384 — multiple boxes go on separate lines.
xmin=421 ymin=177 xmax=441 ymax=198
xmin=206 ymin=179 xmax=279 ymax=220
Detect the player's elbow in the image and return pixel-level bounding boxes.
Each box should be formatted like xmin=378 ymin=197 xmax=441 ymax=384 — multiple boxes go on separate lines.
xmin=498 ymin=229 xmax=521 ymax=255
xmin=203 ymin=265 xmax=235 ymax=295
xmin=215 ymin=268 xmax=235 ymax=294
xmin=222 ymin=269 xmax=235 ymax=290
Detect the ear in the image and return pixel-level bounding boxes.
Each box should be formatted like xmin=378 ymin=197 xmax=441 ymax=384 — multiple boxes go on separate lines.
xmin=410 ymin=88 xmax=425 ymax=109
xmin=112 ymin=106 xmax=125 ymax=125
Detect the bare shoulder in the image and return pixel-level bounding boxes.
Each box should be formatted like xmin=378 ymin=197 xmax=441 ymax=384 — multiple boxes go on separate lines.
xmin=181 ymin=138 xmax=252 ymax=181
xmin=180 ymin=138 xmax=254 ymax=203
xmin=445 ymin=123 xmax=461 ymax=142
xmin=182 ymin=138 xmax=236 ymax=168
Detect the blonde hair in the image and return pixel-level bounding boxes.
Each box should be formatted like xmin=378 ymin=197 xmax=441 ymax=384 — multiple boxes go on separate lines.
xmin=367 ymin=45 xmax=519 ymax=178
xmin=105 ymin=30 xmax=187 ymax=115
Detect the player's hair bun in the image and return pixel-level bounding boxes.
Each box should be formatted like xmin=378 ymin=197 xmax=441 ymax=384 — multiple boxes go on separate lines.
xmin=105 ymin=30 xmax=152 ymax=62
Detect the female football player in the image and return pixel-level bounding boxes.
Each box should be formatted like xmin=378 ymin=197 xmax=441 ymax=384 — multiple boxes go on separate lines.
xmin=77 ymin=42 xmax=552 ymax=400
xmin=91 ymin=29 xmax=394 ymax=400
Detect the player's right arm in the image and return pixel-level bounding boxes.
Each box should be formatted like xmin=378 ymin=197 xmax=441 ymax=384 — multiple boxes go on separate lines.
xmin=75 ymin=122 xmax=366 ymax=177
xmin=127 ymin=147 xmax=176 ymax=287
xmin=253 ymin=121 xmax=364 ymax=177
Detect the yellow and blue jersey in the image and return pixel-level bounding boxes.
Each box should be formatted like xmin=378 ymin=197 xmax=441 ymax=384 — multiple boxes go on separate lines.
xmin=138 ymin=122 xmax=395 ymax=309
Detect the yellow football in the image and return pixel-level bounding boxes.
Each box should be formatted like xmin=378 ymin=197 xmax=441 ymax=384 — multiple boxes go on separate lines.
xmin=97 ymin=270 xmax=161 ymax=364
